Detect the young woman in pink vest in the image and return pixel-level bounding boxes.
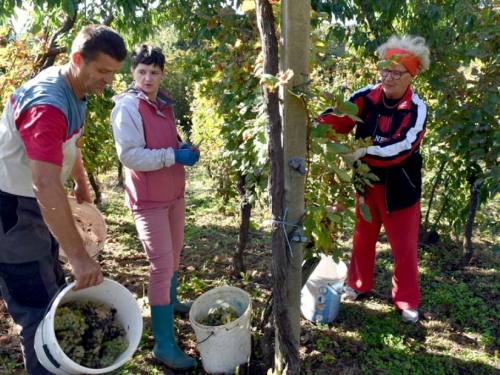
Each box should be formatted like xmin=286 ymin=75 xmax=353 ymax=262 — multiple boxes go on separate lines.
xmin=317 ymin=35 xmax=430 ymax=324
xmin=111 ymin=44 xmax=199 ymax=369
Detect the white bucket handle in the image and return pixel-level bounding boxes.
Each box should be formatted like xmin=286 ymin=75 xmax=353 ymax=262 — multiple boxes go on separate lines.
xmin=39 ymin=283 xmax=68 ymax=371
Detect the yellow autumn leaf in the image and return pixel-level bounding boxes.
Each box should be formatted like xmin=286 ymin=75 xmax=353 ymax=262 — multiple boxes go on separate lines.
xmin=240 ymin=0 xmax=256 ymax=12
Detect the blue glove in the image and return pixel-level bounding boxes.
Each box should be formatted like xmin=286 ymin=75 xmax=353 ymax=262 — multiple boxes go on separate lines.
xmin=174 ymin=149 xmax=200 ymax=166
xmin=181 ymin=143 xmax=201 ymax=152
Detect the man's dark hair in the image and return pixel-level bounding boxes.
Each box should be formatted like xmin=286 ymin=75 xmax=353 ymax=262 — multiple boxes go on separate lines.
xmin=72 ymin=24 xmax=127 ymax=63
xmin=130 ymin=44 xmax=165 ymax=71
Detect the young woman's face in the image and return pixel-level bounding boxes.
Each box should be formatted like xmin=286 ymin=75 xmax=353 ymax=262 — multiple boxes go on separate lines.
xmin=131 ymin=63 xmax=165 ymax=101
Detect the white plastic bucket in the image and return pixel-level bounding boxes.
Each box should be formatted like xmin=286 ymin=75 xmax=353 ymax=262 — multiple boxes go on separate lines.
xmin=59 ymin=197 xmax=107 ymax=262
xmin=301 ymin=255 xmax=347 ymax=323
xmin=189 ymin=286 xmax=252 ymax=374
xmin=34 ymin=278 xmax=143 ymax=374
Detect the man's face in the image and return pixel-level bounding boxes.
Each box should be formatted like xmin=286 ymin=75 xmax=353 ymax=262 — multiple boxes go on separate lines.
xmin=131 ymin=63 xmax=165 ymax=101
xmin=76 ymin=52 xmax=123 ymax=95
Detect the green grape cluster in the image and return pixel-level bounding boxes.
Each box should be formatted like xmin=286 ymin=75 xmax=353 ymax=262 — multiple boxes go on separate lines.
xmin=54 ymin=300 xmax=129 ymax=369
xmin=54 ymin=306 xmax=87 ymax=353
xmin=197 ymin=306 xmax=239 ymax=326
xmin=100 ymin=336 xmax=129 ymax=367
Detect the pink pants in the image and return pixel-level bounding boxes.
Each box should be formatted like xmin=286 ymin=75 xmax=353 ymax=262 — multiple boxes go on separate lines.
xmin=132 ymin=198 xmax=185 ymax=306
xmin=348 ymin=185 xmax=420 ymax=310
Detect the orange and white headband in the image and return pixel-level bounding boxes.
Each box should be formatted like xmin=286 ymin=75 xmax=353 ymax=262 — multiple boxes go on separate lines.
xmin=383 ymin=48 xmax=419 ymax=77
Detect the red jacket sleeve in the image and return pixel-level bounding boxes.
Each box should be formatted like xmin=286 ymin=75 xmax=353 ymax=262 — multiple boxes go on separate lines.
xmin=316 ymin=96 xmax=364 ymax=135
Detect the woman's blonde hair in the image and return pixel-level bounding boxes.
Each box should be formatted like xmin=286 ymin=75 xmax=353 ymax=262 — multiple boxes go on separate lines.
xmin=377 ymin=35 xmax=430 ymax=74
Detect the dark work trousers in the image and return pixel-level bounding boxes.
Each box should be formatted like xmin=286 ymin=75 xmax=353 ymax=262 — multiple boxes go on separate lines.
xmin=0 ymin=189 xmax=66 ymax=375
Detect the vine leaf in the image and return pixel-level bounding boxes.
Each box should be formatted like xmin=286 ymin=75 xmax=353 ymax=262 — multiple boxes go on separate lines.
xmin=331 ymin=165 xmax=351 ymax=182
xmin=360 ymin=203 xmax=372 ymax=223
xmin=327 ymin=142 xmax=349 ymax=154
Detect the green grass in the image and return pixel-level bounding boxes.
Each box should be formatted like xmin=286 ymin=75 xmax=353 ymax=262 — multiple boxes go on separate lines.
xmin=299 ymin=233 xmax=500 ymax=375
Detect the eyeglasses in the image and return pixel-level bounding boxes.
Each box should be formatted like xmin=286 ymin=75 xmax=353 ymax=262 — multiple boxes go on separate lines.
xmin=380 ymin=69 xmax=410 ymax=80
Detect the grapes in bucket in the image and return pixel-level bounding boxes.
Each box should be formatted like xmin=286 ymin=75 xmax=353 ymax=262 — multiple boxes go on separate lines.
xmin=54 ymin=300 xmax=128 ymax=369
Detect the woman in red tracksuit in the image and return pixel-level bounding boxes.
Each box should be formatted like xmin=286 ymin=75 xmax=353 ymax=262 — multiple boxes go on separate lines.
xmin=111 ymin=44 xmax=199 ymax=368
xmin=317 ymin=35 xmax=430 ymax=323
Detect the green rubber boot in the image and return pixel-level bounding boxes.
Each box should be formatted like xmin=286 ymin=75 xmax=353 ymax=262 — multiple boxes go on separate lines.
xmin=150 ymin=304 xmax=197 ymax=369
xmin=171 ymin=271 xmax=193 ymax=314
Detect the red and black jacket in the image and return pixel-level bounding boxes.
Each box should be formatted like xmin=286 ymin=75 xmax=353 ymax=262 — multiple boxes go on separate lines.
xmin=317 ymin=83 xmax=427 ymax=212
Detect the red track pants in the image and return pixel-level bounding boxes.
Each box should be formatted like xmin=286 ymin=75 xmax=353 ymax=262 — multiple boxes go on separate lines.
xmin=348 ymin=184 xmax=420 ymax=310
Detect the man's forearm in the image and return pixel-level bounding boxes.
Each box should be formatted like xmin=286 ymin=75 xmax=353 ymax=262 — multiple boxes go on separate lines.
xmin=71 ymin=149 xmax=87 ymax=185
xmin=31 ymin=161 xmax=88 ymax=261
xmin=70 ymin=149 xmax=92 ymax=203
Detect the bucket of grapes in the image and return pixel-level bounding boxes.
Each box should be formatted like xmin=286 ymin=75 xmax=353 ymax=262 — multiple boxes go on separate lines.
xmin=34 ymin=278 xmax=143 ymax=374
xmin=189 ymin=286 xmax=252 ymax=374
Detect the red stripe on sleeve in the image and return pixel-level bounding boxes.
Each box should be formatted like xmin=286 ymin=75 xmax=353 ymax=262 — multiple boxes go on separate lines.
xmin=16 ymin=105 xmax=67 ymax=166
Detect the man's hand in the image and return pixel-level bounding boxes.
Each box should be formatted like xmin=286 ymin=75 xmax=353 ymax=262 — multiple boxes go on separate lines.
xmin=72 ymin=181 xmax=92 ymax=204
xmin=68 ymin=253 xmax=103 ymax=291
xmin=340 ymin=147 xmax=367 ymax=164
